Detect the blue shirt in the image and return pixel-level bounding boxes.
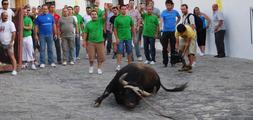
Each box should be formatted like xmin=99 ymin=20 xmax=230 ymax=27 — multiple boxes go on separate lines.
xmin=161 ymin=9 xmax=180 ymax=32
xmin=199 ymin=15 xmax=206 ymax=29
xmin=35 ymin=13 xmax=54 ymax=35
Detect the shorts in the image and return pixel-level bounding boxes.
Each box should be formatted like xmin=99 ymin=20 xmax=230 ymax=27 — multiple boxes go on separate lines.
xmin=117 ymin=40 xmax=133 ymax=55
xmin=0 ymin=44 xmax=14 ymax=53
xmin=179 ymin=37 xmax=196 ymax=55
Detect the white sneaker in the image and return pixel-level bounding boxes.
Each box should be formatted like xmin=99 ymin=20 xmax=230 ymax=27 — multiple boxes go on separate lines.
xmin=85 ymin=54 xmax=89 ymax=59
xmin=51 ymin=63 xmax=56 ymax=67
xmin=62 ymin=61 xmax=67 ymax=66
xmin=144 ymin=60 xmax=150 ymax=64
xmin=137 ymin=57 xmax=143 ymax=61
xmin=31 ymin=64 xmax=37 ymax=70
xmin=150 ymin=61 xmax=155 ymax=65
xmin=192 ymin=61 xmax=196 ymax=67
xmin=76 ymin=57 xmax=81 ymax=60
xmin=40 ymin=64 xmax=45 ymax=68
xmin=199 ymin=52 xmax=204 ymax=56
xmin=11 ymin=70 xmax=17 ymax=76
xmin=115 ymin=65 xmax=121 ymax=71
xmin=70 ymin=61 xmax=75 ymax=65
xmin=89 ymin=66 xmax=93 ymax=74
xmin=97 ymin=69 xmax=103 ymax=75
xmin=22 ymin=63 xmax=28 ymax=69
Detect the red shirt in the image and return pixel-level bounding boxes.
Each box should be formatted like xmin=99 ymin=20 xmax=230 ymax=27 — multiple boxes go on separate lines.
xmin=52 ymin=13 xmax=60 ymax=24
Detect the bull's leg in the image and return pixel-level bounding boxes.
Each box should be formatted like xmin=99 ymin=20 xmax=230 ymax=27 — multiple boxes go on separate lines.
xmin=94 ymin=82 xmax=114 ymax=107
xmin=94 ymin=91 xmax=111 ymax=107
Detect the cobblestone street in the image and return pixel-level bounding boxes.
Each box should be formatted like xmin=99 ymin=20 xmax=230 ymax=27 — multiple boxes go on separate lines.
xmin=1 ymin=49 xmax=253 ymax=120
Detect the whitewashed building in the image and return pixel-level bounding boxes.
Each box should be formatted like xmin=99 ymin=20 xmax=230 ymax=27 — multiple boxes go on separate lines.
xmin=155 ymin=0 xmax=253 ymax=60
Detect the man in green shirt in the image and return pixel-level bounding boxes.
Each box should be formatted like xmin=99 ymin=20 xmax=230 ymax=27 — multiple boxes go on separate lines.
xmin=23 ymin=8 xmax=36 ymax=70
xmin=83 ymin=9 xmax=107 ymax=75
xmin=114 ymin=4 xmax=136 ymax=71
xmin=141 ymin=5 xmax=159 ymax=65
xmin=74 ymin=5 xmax=84 ymax=60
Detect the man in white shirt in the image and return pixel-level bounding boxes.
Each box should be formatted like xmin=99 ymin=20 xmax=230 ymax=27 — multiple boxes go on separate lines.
xmin=0 ymin=12 xmax=17 ymax=75
xmin=0 ymin=0 xmax=15 ymax=22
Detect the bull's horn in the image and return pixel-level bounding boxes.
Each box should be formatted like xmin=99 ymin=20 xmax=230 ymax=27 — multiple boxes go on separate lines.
xmin=119 ymin=73 xmax=128 ymax=86
xmin=141 ymin=90 xmax=152 ymax=97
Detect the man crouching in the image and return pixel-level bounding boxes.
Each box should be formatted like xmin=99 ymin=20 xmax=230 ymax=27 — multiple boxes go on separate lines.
xmin=175 ymin=24 xmax=196 ymax=72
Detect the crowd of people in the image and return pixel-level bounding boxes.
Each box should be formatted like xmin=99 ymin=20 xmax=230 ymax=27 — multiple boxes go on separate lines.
xmin=0 ymin=0 xmax=226 ymax=75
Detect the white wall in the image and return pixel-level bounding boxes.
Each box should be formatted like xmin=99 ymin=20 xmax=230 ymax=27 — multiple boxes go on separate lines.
xmin=156 ymin=0 xmax=253 ymax=60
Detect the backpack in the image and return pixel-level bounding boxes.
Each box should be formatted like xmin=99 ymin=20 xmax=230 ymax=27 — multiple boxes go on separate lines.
xmin=185 ymin=13 xmax=203 ymax=32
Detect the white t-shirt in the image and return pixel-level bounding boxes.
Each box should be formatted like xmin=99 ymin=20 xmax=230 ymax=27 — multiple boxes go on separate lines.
xmin=72 ymin=16 xmax=78 ymax=34
xmin=0 ymin=8 xmax=15 ymax=22
xmin=0 ymin=21 xmax=16 ymax=45
xmin=83 ymin=15 xmax=91 ymax=25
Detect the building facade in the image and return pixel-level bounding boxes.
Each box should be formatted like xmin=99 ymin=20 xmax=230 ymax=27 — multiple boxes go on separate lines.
xmin=156 ymin=0 xmax=253 ymax=60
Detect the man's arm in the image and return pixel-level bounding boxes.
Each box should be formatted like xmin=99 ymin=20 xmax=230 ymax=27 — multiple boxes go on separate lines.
xmin=82 ymin=33 xmax=88 ymax=48
xmin=176 ymin=15 xmax=181 ymax=25
xmin=34 ymin=25 xmax=39 ymax=41
xmin=9 ymin=31 xmax=16 ymax=48
xmin=24 ymin=23 xmax=32 ymax=30
xmin=53 ymin=23 xmax=57 ymax=38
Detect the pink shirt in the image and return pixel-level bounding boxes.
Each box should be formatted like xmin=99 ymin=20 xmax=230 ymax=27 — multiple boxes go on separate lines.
xmin=127 ymin=9 xmax=141 ymax=29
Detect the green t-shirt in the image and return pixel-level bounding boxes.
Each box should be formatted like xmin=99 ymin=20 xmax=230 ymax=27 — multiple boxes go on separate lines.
xmin=74 ymin=13 xmax=84 ymax=33
xmin=23 ymin=16 xmax=33 ymax=37
xmin=98 ymin=9 xmax=103 ymax=18
xmin=84 ymin=18 xmax=105 ymax=43
xmin=114 ymin=15 xmax=134 ymax=40
xmin=142 ymin=13 xmax=159 ymax=37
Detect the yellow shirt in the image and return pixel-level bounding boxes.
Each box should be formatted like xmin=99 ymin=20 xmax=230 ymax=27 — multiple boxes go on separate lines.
xmin=175 ymin=25 xmax=196 ymax=40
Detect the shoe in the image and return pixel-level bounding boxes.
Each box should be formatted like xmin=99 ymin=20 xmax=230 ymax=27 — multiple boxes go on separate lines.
xmin=22 ymin=63 xmax=28 ymax=69
xmin=31 ymin=64 xmax=37 ymax=70
xmin=214 ymin=55 xmax=219 ymax=57
xmin=70 ymin=61 xmax=75 ymax=65
xmin=144 ymin=60 xmax=150 ymax=64
xmin=192 ymin=62 xmax=196 ymax=67
xmin=85 ymin=55 xmax=89 ymax=59
xmin=62 ymin=61 xmax=67 ymax=66
xmin=40 ymin=64 xmax=45 ymax=68
xmin=150 ymin=61 xmax=155 ymax=65
xmin=115 ymin=65 xmax=121 ymax=72
xmin=11 ymin=70 xmax=17 ymax=76
xmin=89 ymin=66 xmax=93 ymax=74
xmin=97 ymin=69 xmax=103 ymax=75
xmin=164 ymin=64 xmax=168 ymax=67
xmin=217 ymin=55 xmax=225 ymax=58
xmin=199 ymin=52 xmax=204 ymax=56
xmin=51 ymin=63 xmax=56 ymax=67
xmin=76 ymin=57 xmax=81 ymax=60
xmin=137 ymin=57 xmax=143 ymax=61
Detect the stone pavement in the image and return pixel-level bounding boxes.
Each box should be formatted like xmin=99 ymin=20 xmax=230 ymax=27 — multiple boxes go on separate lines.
xmin=0 ymin=49 xmax=253 ymax=120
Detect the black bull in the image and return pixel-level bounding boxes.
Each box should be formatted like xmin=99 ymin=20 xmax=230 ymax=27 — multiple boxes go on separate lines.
xmin=95 ymin=63 xmax=187 ymax=109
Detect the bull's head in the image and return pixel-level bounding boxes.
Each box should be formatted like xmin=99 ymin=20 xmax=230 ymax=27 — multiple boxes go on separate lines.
xmin=119 ymin=73 xmax=152 ymax=109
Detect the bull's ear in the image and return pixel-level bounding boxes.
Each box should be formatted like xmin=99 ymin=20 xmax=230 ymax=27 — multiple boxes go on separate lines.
xmin=119 ymin=73 xmax=128 ymax=85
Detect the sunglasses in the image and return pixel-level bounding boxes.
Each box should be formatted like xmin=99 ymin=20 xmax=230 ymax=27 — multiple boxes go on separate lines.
xmin=3 ymin=3 xmax=8 ymax=5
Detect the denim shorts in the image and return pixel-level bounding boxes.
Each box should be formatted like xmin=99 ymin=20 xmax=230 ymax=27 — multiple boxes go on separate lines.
xmin=117 ymin=40 xmax=133 ymax=55
xmin=0 ymin=44 xmax=14 ymax=53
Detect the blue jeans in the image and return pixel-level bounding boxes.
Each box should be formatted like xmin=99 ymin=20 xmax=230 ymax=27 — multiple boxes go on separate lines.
xmin=39 ymin=34 xmax=54 ymax=64
xmin=118 ymin=40 xmax=133 ymax=55
xmin=143 ymin=36 xmax=156 ymax=61
xmin=134 ymin=30 xmax=142 ymax=57
xmin=75 ymin=33 xmax=81 ymax=58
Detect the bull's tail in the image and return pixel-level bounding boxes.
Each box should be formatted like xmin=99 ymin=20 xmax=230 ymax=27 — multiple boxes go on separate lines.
xmin=161 ymin=82 xmax=188 ymax=92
